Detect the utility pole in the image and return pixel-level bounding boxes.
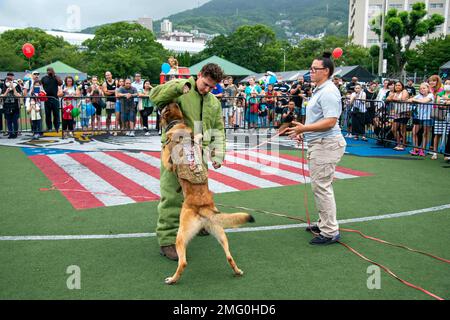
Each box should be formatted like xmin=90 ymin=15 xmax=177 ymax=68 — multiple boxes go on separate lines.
xmin=378 ymin=0 xmax=387 ymax=81
xmin=281 ymin=48 xmax=286 ymax=72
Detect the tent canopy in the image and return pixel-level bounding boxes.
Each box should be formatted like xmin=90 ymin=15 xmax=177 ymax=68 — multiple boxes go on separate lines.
xmin=332 ymin=65 xmax=376 ymax=83
xmin=240 ymin=70 xmax=309 ymax=83
xmin=189 ymin=56 xmax=255 ymax=76
xmin=33 ymin=61 xmax=87 ymax=80
xmin=240 ymin=65 xmax=376 ymax=84
xmin=440 ymin=61 xmax=450 ymax=70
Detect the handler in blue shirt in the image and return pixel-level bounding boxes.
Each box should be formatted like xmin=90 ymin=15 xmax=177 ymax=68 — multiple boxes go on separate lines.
xmin=287 ymin=52 xmax=347 ymax=245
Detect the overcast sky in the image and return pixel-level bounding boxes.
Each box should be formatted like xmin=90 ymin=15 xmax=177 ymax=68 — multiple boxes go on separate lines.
xmin=0 ymin=0 xmax=210 ymax=31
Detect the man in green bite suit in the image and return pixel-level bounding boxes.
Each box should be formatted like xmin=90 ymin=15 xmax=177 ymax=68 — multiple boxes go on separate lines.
xmin=150 ymin=63 xmax=226 ymax=260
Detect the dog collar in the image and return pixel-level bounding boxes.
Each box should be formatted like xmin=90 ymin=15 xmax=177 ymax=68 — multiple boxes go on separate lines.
xmin=165 ymin=120 xmax=183 ymax=133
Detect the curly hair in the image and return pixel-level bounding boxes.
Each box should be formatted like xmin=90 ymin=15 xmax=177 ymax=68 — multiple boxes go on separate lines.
xmin=200 ymin=63 xmax=224 ymax=83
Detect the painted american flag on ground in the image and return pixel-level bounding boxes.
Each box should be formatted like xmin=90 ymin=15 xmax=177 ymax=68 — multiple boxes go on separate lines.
xmin=25 ymin=148 xmax=372 ymax=210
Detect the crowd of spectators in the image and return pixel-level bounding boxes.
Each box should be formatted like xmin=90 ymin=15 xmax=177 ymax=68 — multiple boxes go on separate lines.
xmin=338 ymin=75 xmax=450 ymax=160
xmin=1 ymin=67 xmax=449 ymax=160
xmin=0 ymin=69 xmax=155 ymax=139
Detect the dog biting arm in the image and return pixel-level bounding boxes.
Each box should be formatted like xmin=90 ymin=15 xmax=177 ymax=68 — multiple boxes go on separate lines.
xmin=149 ymin=79 xmax=192 ymax=110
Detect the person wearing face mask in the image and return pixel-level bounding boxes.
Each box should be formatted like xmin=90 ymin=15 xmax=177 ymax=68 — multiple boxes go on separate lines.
xmin=435 ymin=80 xmax=450 ymax=161
xmin=349 ymin=84 xmax=368 ymax=141
xmin=1 ymin=73 xmax=22 ymax=138
xmin=41 ymin=67 xmax=63 ymax=132
xmin=149 ymin=63 xmax=226 ymax=260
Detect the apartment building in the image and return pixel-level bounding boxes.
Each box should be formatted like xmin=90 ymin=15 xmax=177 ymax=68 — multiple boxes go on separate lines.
xmin=348 ymin=0 xmax=450 ymax=47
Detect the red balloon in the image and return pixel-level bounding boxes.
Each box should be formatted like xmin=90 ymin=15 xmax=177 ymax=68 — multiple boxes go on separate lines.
xmin=22 ymin=43 xmax=35 ymax=59
xmin=332 ymin=47 xmax=343 ymax=59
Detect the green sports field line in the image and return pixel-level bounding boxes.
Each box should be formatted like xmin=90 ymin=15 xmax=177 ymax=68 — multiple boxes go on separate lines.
xmin=1 ymin=203 xmax=449 ymax=241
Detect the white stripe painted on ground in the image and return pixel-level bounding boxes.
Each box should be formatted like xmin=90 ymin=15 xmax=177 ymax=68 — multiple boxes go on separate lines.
xmin=50 ymin=154 xmax=135 ymax=206
xmin=125 ymin=152 xmax=238 ymax=193
xmin=225 ymin=153 xmax=311 ymax=183
xmin=243 ymin=150 xmax=357 ymax=180
xmin=88 ymin=152 xmax=161 ymax=196
xmin=2 ymin=204 xmax=448 ymax=241
xmin=214 ymin=163 xmax=282 ymax=188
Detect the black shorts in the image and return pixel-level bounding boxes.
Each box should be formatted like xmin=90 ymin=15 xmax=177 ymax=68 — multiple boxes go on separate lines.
xmin=62 ymin=119 xmax=74 ymax=131
xmin=93 ymin=103 xmax=102 ymax=116
xmin=106 ymin=109 xmax=115 ymax=115
xmin=394 ymin=117 xmax=409 ymax=125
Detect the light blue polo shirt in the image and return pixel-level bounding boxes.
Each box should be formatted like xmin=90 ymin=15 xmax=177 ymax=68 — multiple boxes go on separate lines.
xmin=304 ymin=79 xmax=343 ymax=143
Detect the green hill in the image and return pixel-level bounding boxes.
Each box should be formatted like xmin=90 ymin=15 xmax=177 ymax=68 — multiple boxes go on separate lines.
xmin=154 ymin=0 xmax=348 ymax=38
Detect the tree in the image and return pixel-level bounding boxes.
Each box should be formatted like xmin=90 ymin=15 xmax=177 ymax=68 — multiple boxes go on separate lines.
xmin=194 ymin=24 xmax=285 ymax=73
xmin=405 ymin=35 xmax=450 ymax=77
xmin=0 ymin=39 xmax=25 ymax=71
xmin=287 ymin=36 xmax=373 ymax=72
xmin=0 ymin=28 xmax=79 ymax=70
xmin=83 ymin=22 xmax=168 ymax=82
xmin=370 ymin=2 xmax=445 ymax=75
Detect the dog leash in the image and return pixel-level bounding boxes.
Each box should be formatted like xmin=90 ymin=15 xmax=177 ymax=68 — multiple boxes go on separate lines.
xmin=39 ymin=129 xmax=449 ymax=299
xmin=218 ymin=129 xmax=449 ymax=300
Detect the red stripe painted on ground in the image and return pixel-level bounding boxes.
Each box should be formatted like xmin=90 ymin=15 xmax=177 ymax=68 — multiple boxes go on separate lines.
xmin=30 ymin=155 xmax=104 ymax=210
xmin=106 ymin=151 xmax=161 ymax=180
xmin=143 ymin=151 xmax=162 ymax=159
xmin=257 ymin=150 xmax=372 ymax=177
xmin=149 ymin=151 xmax=299 ymax=190
xmin=230 ymin=151 xmax=311 ymax=177
xmin=222 ymin=160 xmax=299 ymax=186
xmin=207 ymin=170 xmax=259 ymax=191
xmin=69 ymin=153 xmax=158 ymax=202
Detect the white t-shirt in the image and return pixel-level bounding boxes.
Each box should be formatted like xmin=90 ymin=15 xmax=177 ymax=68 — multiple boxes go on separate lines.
xmin=350 ymin=91 xmax=367 ymax=113
xmin=414 ymin=93 xmax=434 ymax=120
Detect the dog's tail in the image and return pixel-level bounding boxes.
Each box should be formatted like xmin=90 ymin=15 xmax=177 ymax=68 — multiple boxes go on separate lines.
xmin=211 ymin=212 xmax=255 ymax=229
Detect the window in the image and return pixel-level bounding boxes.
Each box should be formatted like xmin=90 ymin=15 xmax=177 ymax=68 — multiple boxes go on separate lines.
xmin=389 ymin=4 xmax=403 ymax=9
xmin=430 ymin=3 xmax=444 ymax=9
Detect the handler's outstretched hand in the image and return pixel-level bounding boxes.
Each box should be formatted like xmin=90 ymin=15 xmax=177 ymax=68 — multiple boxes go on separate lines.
xmin=212 ymin=161 xmax=221 ymax=169
xmin=183 ymin=84 xmax=191 ymax=94
xmin=287 ymin=121 xmax=306 ymax=139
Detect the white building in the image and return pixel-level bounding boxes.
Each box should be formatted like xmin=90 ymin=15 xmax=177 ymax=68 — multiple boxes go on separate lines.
xmin=0 ymin=26 xmax=205 ymax=54
xmin=349 ymin=0 xmax=450 ymax=48
xmin=161 ymin=19 xmax=173 ymax=34
xmin=137 ymin=17 xmax=153 ymax=32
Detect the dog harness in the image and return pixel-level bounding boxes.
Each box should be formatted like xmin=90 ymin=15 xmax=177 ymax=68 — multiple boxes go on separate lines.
xmin=164 ymin=121 xmax=208 ymax=185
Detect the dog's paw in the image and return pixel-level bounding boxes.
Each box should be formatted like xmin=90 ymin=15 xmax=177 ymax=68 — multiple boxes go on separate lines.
xmin=234 ymin=269 xmax=244 ymax=276
xmin=165 ymin=276 xmax=177 ymax=285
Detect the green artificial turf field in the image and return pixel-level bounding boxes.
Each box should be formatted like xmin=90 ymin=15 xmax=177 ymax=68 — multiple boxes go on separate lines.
xmin=0 ymin=145 xmax=449 ymax=300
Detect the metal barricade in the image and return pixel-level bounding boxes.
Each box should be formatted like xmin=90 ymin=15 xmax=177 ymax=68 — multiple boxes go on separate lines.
xmin=342 ymin=97 xmax=450 ymax=154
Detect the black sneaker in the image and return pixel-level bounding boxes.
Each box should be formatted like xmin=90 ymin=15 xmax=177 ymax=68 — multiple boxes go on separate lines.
xmin=309 ymin=233 xmax=340 ymax=245
xmin=305 ymin=225 xmax=321 ymax=233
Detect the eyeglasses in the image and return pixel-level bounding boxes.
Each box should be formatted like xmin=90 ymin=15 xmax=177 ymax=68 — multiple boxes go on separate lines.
xmin=309 ymin=67 xmax=327 ymax=73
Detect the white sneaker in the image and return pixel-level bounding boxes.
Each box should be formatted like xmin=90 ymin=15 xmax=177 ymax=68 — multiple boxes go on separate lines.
xmin=130 ymin=131 xmax=135 ymax=137
xmin=145 ymin=131 xmax=151 ymax=136
xmin=431 ymin=152 xmax=438 ymax=160
xmin=125 ymin=131 xmax=130 ymax=136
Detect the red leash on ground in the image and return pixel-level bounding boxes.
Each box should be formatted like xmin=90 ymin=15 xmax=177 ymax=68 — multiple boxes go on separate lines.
xmin=40 ymin=129 xmax=448 ymax=299
xmin=297 ymin=139 xmax=447 ymax=300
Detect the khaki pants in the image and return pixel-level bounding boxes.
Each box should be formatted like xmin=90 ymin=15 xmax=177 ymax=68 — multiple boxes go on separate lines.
xmin=307 ymin=135 xmax=346 ymax=238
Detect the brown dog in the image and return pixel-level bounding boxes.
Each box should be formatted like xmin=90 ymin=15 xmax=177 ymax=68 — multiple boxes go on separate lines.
xmin=160 ymin=102 xmax=255 ymax=285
